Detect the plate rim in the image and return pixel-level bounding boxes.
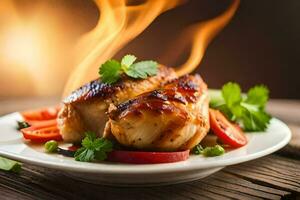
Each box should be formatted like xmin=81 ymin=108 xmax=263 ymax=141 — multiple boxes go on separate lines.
xmin=0 ymin=112 xmax=292 ymax=175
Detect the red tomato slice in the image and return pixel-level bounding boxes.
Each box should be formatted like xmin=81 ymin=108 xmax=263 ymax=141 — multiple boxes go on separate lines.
xmin=107 ymin=150 xmax=190 ymax=164
xmin=209 ymin=109 xmax=247 ymax=148
xmin=21 ymin=106 xmax=60 ymax=121
xmin=21 ymin=125 xmax=62 ymax=143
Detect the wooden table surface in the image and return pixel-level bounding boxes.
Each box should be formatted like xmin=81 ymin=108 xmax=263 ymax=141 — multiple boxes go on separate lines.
xmin=0 ymin=98 xmax=299 ymax=200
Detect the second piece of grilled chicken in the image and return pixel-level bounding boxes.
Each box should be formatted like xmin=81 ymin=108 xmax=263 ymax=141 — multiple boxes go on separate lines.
xmin=57 ymin=65 xmax=177 ymax=143
xmin=107 ymin=75 xmax=210 ymax=151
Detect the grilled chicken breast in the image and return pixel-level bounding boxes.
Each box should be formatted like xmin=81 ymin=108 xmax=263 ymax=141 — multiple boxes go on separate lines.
xmin=107 ymin=75 xmax=210 ymax=151
xmin=58 ymin=66 xmax=177 ymax=142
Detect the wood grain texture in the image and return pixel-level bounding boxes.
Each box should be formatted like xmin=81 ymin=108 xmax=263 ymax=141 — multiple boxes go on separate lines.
xmin=0 ymin=155 xmax=296 ymax=200
xmin=0 ymin=98 xmax=299 ymax=199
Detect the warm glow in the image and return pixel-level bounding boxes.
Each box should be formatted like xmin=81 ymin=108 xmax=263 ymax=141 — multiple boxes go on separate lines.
xmin=3 ymin=26 xmax=42 ymax=72
xmin=63 ymin=0 xmax=239 ymax=97
xmin=63 ymin=0 xmax=185 ymax=97
xmin=0 ymin=0 xmax=240 ymax=97
xmin=0 ymin=1 xmax=79 ymax=96
xmin=174 ymin=0 xmax=240 ymax=76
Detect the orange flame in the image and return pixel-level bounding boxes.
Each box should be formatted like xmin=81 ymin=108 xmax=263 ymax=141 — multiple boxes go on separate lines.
xmin=174 ymin=0 xmax=240 ymax=76
xmin=63 ymin=0 xmax=185 ymax=97
xmin=63 ymin=0 xmax=239 ymax=97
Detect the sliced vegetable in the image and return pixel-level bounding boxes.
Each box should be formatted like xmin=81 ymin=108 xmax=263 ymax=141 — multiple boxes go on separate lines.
xmin=0 ymin=156 xmax=22 ymax=173
xmin=21 ymin=125 xmax=62 ymax=143
xmin=107 ymin=150 xmax=190 ymax=164
xmin=44 ymin=140 xmax=58 ymax=153
xmin=209 ymin=109 xmax=247 ymax=148
xmin=21 ymin=106 xmax=60 ymax=121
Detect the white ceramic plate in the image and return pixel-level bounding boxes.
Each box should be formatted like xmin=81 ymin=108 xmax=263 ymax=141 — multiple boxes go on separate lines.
xmin=0 ymin=112 xmax=291 ymax=186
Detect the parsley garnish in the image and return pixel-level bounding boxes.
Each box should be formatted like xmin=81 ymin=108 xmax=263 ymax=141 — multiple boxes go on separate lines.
xmin=74 ymin=132 xmax=113 ymax=162
xmin=99 ymin=54 xmax=158 ymax=84
xmin=210 ymin=82 xmax=271 ymax=132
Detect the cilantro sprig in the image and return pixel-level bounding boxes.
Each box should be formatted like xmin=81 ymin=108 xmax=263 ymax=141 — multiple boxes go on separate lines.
xmin=99 ymin=54 xmax=158 ymax=84
xmin=209 ymin=83 xmax=271 ymax=132
xmin=74 ymin=132 xmax=113 ymax=162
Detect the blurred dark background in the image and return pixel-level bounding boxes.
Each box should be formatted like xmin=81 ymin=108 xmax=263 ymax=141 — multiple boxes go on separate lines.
xmin=1 ymin=0 xmax=299 ymax=98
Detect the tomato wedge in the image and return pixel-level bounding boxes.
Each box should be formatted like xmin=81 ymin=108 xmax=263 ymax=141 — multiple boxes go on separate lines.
xmin=20 ymin=105 xmax=61 ymax=143
xmin=107 ymin=150 xmax=190 ymax=164
xmin=21 ymin=123 xmax=62 ymax=143
xmin=21 ymin=106 xmax=60 ymax=121
xmin=209 ymin=109 xmax=247 ymax=148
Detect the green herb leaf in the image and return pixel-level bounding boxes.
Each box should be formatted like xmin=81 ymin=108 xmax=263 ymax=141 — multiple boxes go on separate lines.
xmin=202 ymin=145 xmax=225 ymax=157
xmin=74 ymin=148 xmax=95 ymax=162
xmin=16 ymin=121 xmax=30 ymax=130
xmin=121 ymin=54 xmax=136 ymax=67
xmin=99 ymin=60 xmax=122 ymax=84
xmin=99 ymin=54 xmax=158 ymax=84
xmin=0 ymin=156 xmax=22 ymax=173
xmin=74 ymin=132 xmax=113 ymax=162
xmin=93 ymin=138 xmax=113 ymax=152
xmin=125 ymin=61 xmax=158 ymax=79
xmin=245 ymin=85 xmax=269 ymax=108
xmin=241 ymin=109 xmax=271 ymax=131
xmin=209 ymin=83 xmax=271 ymax=132
xmin=222 ymin=82 xmax=242 ymax=108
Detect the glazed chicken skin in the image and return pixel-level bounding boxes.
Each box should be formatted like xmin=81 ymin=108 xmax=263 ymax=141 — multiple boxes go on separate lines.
xmin=57 ymin=65 xmax=177 ymax=143
xmin=107 ymin=75 xmax=210 ymax=151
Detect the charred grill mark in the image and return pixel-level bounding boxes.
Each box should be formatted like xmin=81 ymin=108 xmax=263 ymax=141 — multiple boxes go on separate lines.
xmin=109 ymin=74 xmax=206 ymax=120
xmin=114 ymin=99 xmax=138 ymax=114
xmin=63 ymin=65 xmax=177 ymax=104
xmin=165 ymin=75 xmax=199 ymax=89
xmin=148 ymin=90 xmax=168 ymax=101
xmin=63 ymin=79 xmax=124 ymax=104
xmin=110 ymin=99 xmax=177 ymax=120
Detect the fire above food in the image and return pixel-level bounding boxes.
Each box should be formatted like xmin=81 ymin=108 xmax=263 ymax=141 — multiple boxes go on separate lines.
xmin=17 ymin=0 xmax=271 ymax=164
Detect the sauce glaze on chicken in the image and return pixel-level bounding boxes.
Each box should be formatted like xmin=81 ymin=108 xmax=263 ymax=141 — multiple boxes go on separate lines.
xmin=107 ymin=75 xmax=210 ymax=151
xmin=57 ymin=66 xmax=177 ymax=142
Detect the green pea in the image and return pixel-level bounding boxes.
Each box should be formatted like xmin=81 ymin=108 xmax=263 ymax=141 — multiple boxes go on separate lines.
xmin=44 ymin=140 xmax=58 ymax=153
xmin=202 ymin=145 xmax=225 ymax=157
